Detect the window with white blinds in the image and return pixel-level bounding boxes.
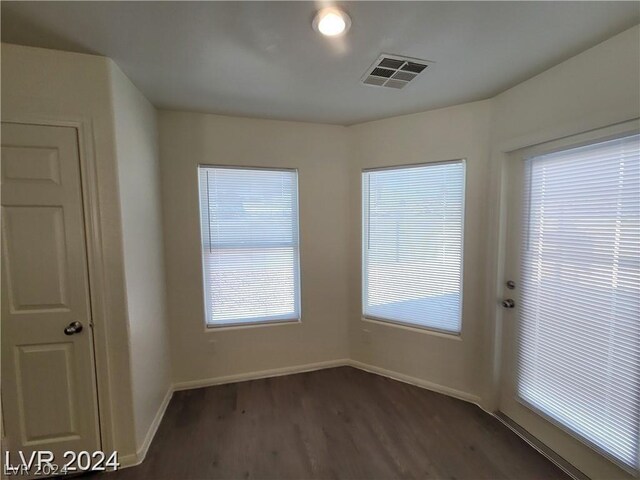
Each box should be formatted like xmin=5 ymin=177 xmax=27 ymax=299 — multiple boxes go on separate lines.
xmin=362 ymin=161 xmax=465 ymax=333
xmin=517 ymin=134 xmax=640 ymax=472
xmin=198 ymin=166 xmax=300 ymax=326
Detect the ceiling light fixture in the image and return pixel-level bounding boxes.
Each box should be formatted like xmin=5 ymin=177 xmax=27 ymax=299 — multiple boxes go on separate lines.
xmin=313 ymin=7 xmax=351 ymax=37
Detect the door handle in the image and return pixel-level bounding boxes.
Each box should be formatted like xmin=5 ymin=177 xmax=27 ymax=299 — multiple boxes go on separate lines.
xmin=501 ymin=299 xmax=515 ymax=309
xmin=64 ymin=321 xmax=83 ymax=335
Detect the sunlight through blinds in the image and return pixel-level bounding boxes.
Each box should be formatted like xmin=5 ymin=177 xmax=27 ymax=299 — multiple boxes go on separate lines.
xmin=362 ymin=161 xmax=465 ymax=333
xmin=517 ymin=134 xmax=640 ymax=472
xmin=198 ymin=166 xmax=300 ymax=326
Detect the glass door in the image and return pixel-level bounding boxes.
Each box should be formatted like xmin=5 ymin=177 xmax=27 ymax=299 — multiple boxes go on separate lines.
xmin=500 ymin=128 xmax=640 ymax=480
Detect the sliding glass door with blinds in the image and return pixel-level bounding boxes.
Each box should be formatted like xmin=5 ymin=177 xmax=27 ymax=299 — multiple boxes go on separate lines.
xmin=198 ymin=166 xmax=300 ymax=327
xmin=362 ymin=160 xmax=465 ymax=334
xmin=501 ymin=131 xmax=640 ymax=478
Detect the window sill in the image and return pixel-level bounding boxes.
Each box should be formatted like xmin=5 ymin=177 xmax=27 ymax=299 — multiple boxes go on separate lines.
xmin=205 ymin=317 xmax=301 ymax=332
xmin=362 ymin=315 xmax=462 ymax=340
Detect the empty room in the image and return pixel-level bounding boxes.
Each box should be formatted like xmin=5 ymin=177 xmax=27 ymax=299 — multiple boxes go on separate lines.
xmin=1 ymin=1 xmax=639 ymax=479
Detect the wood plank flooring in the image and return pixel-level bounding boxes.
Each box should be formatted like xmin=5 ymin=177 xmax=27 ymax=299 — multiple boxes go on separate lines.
xmin=103 ymin=367 xmax=568 ymax=479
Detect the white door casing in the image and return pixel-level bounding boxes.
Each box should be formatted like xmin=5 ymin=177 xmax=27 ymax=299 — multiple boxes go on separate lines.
xmin=1 ymin=123 xmax=101 ymax=470
xmin=499 ymin=122 xmax=640 ymax=480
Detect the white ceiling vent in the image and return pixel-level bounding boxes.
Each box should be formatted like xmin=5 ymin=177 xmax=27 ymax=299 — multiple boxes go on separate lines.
xmin=361 ymin=54 xmax=433 ymax=90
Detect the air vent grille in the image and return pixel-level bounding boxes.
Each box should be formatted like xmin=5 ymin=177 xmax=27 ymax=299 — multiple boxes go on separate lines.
xmin=361 ymin=54 xmax=433 ymax=90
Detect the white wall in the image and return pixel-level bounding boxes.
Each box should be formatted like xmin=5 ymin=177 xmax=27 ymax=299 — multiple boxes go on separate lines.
xmin=481 ymin=24 xmax=640 ymax=480
xmin=4 ymin=22 xmax=639 ymax=478
xmin=157 ymin=25 xmax=640 ymax=404
xmin=484 ymin=24 xmax=640 ymax=406
xmin=1 ymin=44 xmax=138 ymax=460
xmin=338 ymin=24 xmax=640 ymax=410
xmin=157 ymin=100 xmax=494 ymax=404
xmin=348 ymin=100 xmax=493 ymax=402
xmin=339 ymin=26 xmax=639 ymax=477
xmin=491 ymin=25 xmax=640 ymax=148
xmin=158 ymin=112 xmax=351 ymax=386
xmin=109 ymin=63 xmax=172 ymax=454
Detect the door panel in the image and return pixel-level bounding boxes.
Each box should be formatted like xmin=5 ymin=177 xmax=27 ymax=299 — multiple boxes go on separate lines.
xmin=2 ymin=145 xmax=61 ymax=185
xmin=499 ymin=127 xmax=640 ymax=480
xmin=17 ymin=343 xmax=78 ymax=444
xmin=1 ymin=123 xmax=100 ymax=472
xmin=3 ymin=206 xmax=69 ymax=311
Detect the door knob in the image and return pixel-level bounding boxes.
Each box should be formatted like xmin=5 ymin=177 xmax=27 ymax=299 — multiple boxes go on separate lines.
xmin=64 ymin=321 xmax=83 ymax=335
xmin=501 ymin=299 xmax=515 ymax=309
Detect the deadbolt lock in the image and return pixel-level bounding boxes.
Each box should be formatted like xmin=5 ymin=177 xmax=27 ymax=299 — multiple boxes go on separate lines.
xmin=501 ymin=299 xmax=515 ymax=309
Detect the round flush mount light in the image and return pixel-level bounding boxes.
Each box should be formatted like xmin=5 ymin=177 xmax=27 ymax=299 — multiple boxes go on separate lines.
xmin=312 ymin=7 xmax=351 ymax=37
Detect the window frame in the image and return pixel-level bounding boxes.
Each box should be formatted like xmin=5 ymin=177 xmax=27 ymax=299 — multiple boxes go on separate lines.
xmin=361 ymin=159 xmax=467 ymax=336
xmin=197 ymin=164 xmax=302 ymax=329
xmin=512 ymin=131 xmax=640 ymax=475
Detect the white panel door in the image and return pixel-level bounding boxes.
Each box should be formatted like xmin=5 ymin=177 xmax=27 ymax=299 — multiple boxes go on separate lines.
xmin=1 ymin=123 xmax=101 ymax=473
xmin=499 ymin=127 xmax=640 ymax=480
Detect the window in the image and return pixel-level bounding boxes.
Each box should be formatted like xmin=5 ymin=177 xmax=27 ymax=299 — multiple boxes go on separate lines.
xmin=198 ymin=166 xmax=300 ymax=327
xmin=517 ymin=134 xmax=640 ymax=472
xmin=362 ymin=160 xmax=465 ymax=333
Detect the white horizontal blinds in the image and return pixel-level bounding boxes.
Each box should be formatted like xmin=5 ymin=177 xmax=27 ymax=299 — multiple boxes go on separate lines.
xmin=363 ymin=161 xmax=465 ymax=333
xmin=517 ymin=134 xmax=640 ymax=471
xmin=198 ymin=167 xmax=300 ymax=325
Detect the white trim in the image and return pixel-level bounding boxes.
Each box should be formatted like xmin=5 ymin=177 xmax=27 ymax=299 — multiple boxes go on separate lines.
xmin=362 ymin=157 xmax=464 ymax=172
xmin=173 ymin=359 xmax=349 ymax=391
xmin=361 ymin=316 xmax=463 ymax=340
xmin=347 ymin=360 xmax=482 ymax=406
xmin=361 ymin=159 xmax=467 ymax=337
xmin=118 ymin=359 xmax=485 ymax=471
xmin=489 ymin=117 xmax=640 ymax=479
xmin=117 ymin=386 xmax=174 ymax=469
xmin=493 ymin=114 xmax=640 ymax=155
xmin=482 ymin=115 xmax=640 ymax=413
xmin=494 ymin=413 xmax=589 ymax=480
xmin=118 ymin=453 xmax=140 ymax=470
xmin=173 ymin=358 xmax=481 ymax=407
xmin=137 ymin=387 xmax=173 ymax=464
xmin=514 ymin=119 xmax=640 ymax=161
xmin=203 ymin=318 xmax=301 ymax=333
xmin=196 ymin=165 xmax=302 ymax=330
xmin=1 ymin=115 xmax=119 ymax=455
xmin=206 ymin=317 xmax=301 ymax=330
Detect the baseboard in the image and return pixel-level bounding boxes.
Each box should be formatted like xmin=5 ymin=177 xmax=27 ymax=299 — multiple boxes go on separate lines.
xmin=125 ymin=358 xmax=481 ymax=473
xmin=118 ymin=385 xmax=174 ymax=470
xmin=118 ymin=453 xmax=139 ymax=470
xmin=137 ymin=386 xmax=174 ymax=462
xmin=494 ymin=413 xmax=590 ymax=480
xmin=172 ymin=358 xmax=481 ymax=405
xmin=172 ymin=358 xmax=350 ymax=391
xmin=347 ymin=359 xmax=483 ymax=406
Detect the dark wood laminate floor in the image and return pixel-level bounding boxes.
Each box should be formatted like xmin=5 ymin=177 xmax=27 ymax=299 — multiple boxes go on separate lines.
xmin=103 ymin=367 xmax=568 ymax=480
